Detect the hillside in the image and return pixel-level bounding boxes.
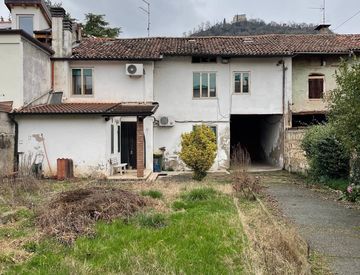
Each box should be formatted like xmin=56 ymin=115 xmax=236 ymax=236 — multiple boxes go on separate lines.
xmin=188 ymin=18 xmax=330 ymax=37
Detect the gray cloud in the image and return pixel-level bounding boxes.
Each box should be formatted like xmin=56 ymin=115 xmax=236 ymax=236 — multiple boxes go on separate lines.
xmin=0 ymin=0 xmax=359 ymax=37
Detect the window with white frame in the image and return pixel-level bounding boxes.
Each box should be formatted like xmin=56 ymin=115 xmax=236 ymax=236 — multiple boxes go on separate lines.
xmin=234 ymin=72 xmax=250 ymax=94
xmin=18 ymin=15 xmax=34 ymax=35
xmin=193 ymin=72 xmax=216 ymax=98
xmin=72 ymin=68 xmax=93 ymax=95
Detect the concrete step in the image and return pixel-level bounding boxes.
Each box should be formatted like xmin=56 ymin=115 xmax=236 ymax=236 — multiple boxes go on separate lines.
xmin=146 ymin=172 xmax=159 ymax=183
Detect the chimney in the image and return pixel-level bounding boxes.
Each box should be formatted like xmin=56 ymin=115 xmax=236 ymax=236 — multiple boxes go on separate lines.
xmin=51 ymin=7 xmax=66 ymax=57
xmin=62 ymin=18 xmax=73 ymax=56
xmin=315 ymin=24 xmax=331 ymax=34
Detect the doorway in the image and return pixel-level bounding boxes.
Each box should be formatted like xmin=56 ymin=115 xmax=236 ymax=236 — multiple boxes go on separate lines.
xmin=121 ymin=122 xmax=137 ymax=169
xmin=230 ymin=115 xmax=283 ymax=167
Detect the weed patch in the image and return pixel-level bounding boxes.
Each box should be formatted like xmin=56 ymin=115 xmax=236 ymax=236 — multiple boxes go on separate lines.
xmin=141 ymin=190 xmax=163 ymax=199
xmin=136 ymin=213 xmax=167 ymax=228
xmin=172 ymin=200 xmax=187 ymax=210
xmin=180 ymin=187 xmax=217 ymax=201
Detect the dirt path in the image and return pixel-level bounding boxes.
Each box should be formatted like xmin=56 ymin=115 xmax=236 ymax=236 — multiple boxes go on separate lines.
xmin=262 ymin=171 xmax=360 ymax=275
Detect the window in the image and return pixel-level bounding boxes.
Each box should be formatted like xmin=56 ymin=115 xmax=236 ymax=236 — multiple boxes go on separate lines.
xmin=117 ymin=125 xmax=121 ymax=153
xmin=193 ymin=72 xmax=216 ymax=98
xmin=192 ymin=56 xmax=217 ymax=63
xmin=18 ymin=15 xmax=33 ymax=35
xmin=234 ymin=72 xmax=250 ymax=94
xmin=308 ymin=74 xmax=324 ymax=99
xmin=72 ymin=68 xmax=93 ymax=95
xmin=111 ymin=124 xmax=114 ymax=154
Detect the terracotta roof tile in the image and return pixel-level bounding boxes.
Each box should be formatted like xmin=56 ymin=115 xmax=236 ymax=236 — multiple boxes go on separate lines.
xmin=70 ymin=34 xmax=360 ymax=60
xmin=12 ymin=102 xmax=159 ymax=116
xmin=0 ymin=101 xmax=13 ymax=113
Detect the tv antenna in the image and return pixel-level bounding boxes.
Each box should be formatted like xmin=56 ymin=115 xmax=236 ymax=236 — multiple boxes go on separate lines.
xmin=139 ymin=0 xmax=151 ymax=37
xmin=310 ymin=0 xmax=326 ymax=24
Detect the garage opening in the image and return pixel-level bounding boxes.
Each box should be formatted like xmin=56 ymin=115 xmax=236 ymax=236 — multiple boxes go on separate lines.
xmin=230 ymin=115 xmax=283 ymax=168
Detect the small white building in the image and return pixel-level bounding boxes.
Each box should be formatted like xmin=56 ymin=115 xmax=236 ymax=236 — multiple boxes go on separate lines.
xmin=1 ymin=0 xmax=360 ymax=178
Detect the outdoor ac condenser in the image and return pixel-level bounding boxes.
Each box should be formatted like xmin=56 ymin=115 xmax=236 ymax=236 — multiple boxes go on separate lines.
xmin=158 ymin=116 xmax=175 ymax=127
xmin=126 ymin=64 xmax=144 ymax=76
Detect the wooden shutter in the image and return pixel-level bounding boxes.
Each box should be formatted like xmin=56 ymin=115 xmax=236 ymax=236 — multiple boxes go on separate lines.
xmin=309 ymin=78 xmax=324 ymax=99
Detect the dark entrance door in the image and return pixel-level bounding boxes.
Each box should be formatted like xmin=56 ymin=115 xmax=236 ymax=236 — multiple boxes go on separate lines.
xmin=121 ymin=122 xmax=137 ymax=169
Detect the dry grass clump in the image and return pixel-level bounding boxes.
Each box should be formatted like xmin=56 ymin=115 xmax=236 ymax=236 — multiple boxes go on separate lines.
xmin=231 ymin=144 xmax=261 ymax=200
xmin=235 ymin=198 xmax=311 ymax=275
xmin=0 ymin=176 xmax=41 ymax=207
xmin=37 ymin=187 xmax=148 ymax=244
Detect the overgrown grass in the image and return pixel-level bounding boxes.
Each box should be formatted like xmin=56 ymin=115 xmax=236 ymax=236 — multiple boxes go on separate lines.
xmin=140 ymin=189 xmax=163 ymax=199
xmin=7 ymin=188 xmax=244 ymax=274
xmin=136 ymin=213 xmax=167 ymax=228
xmin=180 ymin=187 xmax=217 ymax=201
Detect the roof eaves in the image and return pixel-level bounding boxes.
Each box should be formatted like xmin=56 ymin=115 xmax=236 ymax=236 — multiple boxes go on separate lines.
xmin=51 ymin=57 xmax=163 ymax=61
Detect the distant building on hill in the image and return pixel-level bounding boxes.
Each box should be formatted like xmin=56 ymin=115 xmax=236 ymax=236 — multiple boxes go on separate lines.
xmin=232 ymin=14 xmax=247 ymax=23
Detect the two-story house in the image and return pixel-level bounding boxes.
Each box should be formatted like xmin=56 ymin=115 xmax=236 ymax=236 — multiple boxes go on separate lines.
xmin=1 ymin=0 xmax=360 ymax=178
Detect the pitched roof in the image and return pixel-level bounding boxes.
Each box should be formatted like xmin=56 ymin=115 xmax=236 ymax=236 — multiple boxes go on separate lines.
xmin=69 ymin=34 xmax=360 ymax=60
xmin=12 ymin=102 xmax=159 ymax=116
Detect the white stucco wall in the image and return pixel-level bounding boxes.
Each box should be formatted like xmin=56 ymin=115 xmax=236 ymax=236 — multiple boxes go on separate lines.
xmin=0 ymin=34 xmax=23 ymax=107
xmin=57 ymin=61 xmax=154 ymax=103
xmin=230 ymin=58 xmax=292 ymax=115
xmin=17 ymin=115 xmax=108 ymax=177
xmin=0 ymin=34 xmax=52 ymax=108
xmin=17 ymin=114 xmax=154 ymax=177
xmin=11 ymin=6 xmax=50 ymax=32
xmin=22 ymin=38 xmax=51 ymax=105
xmin=153 ymin=56 xmax=291 ymax=170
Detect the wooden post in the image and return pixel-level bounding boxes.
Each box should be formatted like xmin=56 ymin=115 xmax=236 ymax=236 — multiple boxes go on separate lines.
xmin=136 ymin=116 xmax=144 ymax=178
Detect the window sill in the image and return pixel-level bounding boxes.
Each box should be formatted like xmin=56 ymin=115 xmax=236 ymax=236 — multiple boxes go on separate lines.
xmin=192 ymin=97 xmax=218 ymax=100
xmin=232 ymin=93 xmax=251 ymax=95
xmin=71 ymin=94 xmax=95 ymax=98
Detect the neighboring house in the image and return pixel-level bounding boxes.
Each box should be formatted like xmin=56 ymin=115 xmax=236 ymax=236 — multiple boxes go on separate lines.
xmin=1 ymin=0 xmax=360 ymax=178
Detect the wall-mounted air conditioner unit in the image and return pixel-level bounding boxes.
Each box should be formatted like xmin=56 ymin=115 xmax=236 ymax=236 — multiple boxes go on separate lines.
xmin=126 ymin=64 xmax=144 ymax=76
xmin=158 ymin=116 xmax=175 ymax=127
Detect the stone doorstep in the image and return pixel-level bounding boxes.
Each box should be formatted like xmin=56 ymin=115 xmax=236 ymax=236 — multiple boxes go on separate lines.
xmin=107 ymin=169 xmax=152 ymax=181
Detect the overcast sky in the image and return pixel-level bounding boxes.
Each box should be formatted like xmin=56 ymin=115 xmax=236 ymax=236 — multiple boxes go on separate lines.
xmin=0 ymin=0 xmax=359 ymax=37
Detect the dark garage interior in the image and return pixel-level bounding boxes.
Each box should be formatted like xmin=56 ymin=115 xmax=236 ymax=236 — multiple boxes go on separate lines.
xmin=230 ymin=115 xmax=283 ymax=167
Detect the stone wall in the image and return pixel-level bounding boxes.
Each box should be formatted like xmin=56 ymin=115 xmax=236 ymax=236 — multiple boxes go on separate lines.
xmin=284 ymin=128 xmax=308 ymax=174
xmin=0 ymin=112 xmax=15 ymax=175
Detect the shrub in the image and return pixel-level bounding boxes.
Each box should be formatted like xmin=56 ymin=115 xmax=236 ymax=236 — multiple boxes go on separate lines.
xmin=179 ymin=125 xmax=217 ymax=181
xmin=301 ymin=124 xmax=350 ymax=179
xmin=350 ymin=155 xmax=360 ymax=185
xmin=181 ymin=188 xmax=217 ymax=201
xmin=140 ymin=190 xmax=163 ymax=199
xmin=344 ymin=184 xmax=360 ymax=202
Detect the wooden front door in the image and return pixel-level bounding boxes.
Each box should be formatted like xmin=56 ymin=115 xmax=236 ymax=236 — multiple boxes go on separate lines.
xmin=121 ymin=122 xmax=137 ymax=169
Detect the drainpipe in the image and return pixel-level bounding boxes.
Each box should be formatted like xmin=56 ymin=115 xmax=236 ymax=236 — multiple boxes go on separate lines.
xmin=277 ymin=59 xmax=288 ymax=169
xmin=51 ymin=60 xmax=55 ymax=90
